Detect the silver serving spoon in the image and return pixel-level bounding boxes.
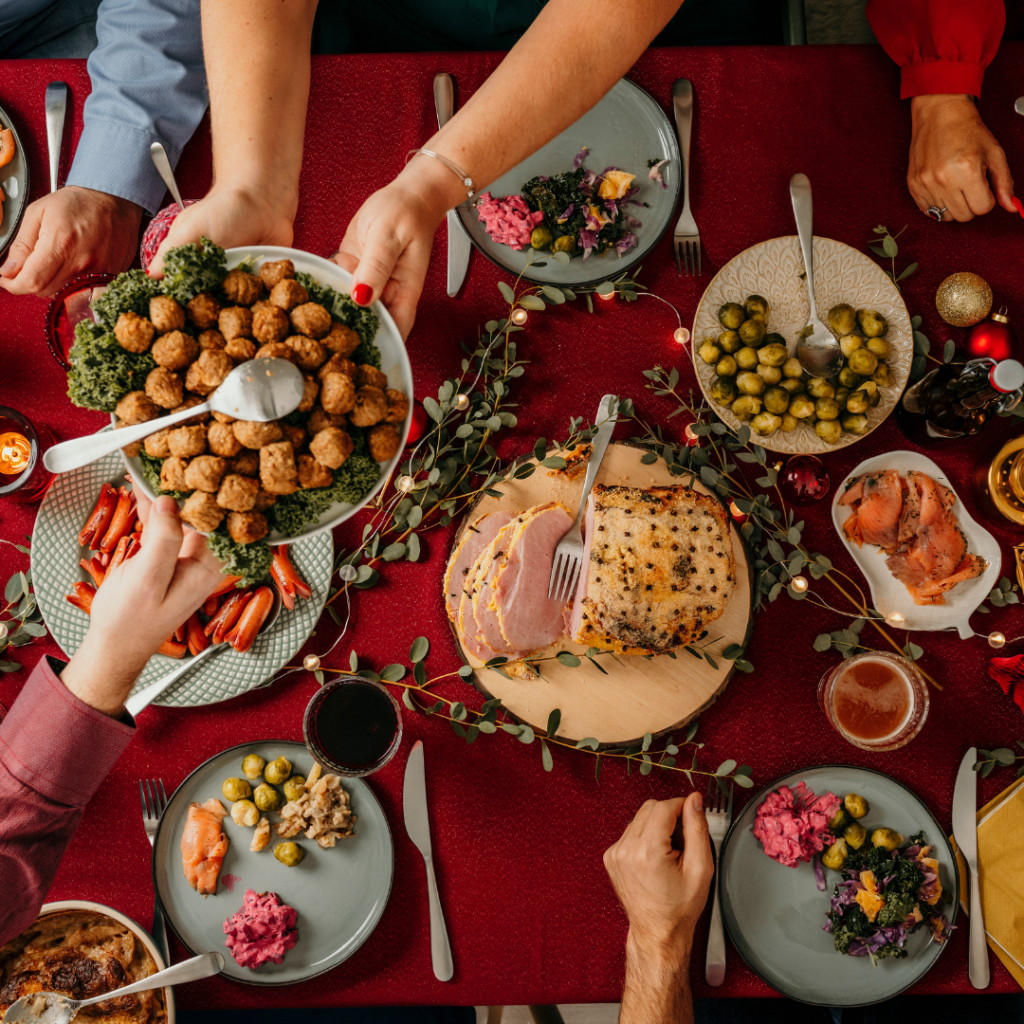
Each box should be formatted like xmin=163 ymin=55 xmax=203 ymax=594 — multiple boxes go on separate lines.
xmin=2 ymin=952 xmax=223 ymax=1024
xmin=790 ymin=174 xmax=843 ymax=378
xmin=150 ymin=141 xmax=185 ymax=211
xmin=44 ymin=358 xmax=304 ymax=474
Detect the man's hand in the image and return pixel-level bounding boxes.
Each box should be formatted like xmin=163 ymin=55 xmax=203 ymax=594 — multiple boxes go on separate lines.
xmin=0 ymin=186 xmax=142 ymax=297
xmin=908 ymin=94 xmax=1015 ymax=222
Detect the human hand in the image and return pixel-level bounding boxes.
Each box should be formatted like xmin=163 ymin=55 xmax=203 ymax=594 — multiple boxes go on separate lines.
xmin=0 ymin=186 xmax=142 ymax=297
xmin=908 ymin=95 xmax=1015 ymax=222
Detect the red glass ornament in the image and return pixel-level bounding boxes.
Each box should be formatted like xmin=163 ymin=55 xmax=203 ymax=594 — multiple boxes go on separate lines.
xmin=967 ymin=307 xmax=1014 ymax=362
xmin=406 ymin=401 xmax=428 ymax=445
xmin=779 ymin=455 xmax=830 ymax=505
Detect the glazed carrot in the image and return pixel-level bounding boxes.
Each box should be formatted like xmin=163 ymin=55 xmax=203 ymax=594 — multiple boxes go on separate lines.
xmin=65 ymin=582 xmax=96 ymax=615
xmin=100 ymin=487 xmax=134 ymax=553
xmin=272 ymin=546 xmax=311 ymax=604
xmin=79 ymin=483 xmax=118 ymax=549
xmin=225 ymin=586 xmax=274 ymax=654
xmin=157 ymin=638 xmax=187 ymax=658
xmin=80 ymin=557 xmax=106 ymax=588
xmin=106 ymin=534 xmax=132 ymax=574
xmin=185 ymin=613 xmax=209 ymax=656
xmin=203 ymin=594 xmax=221 ymax=618
xmin=205 ymin=588 xmax=251 ymax=642
xmin=206 ymin=574 xmax=244 ymax=600
xmin=173 ymin=621 xmax=187 ymax=643
xmin=270 ymin=557 xmax=295 ymax=610
xmin=134 ymin=519 xmax=144 ymax=533
xmin=0 ymin=129 xmax=15 ymax=170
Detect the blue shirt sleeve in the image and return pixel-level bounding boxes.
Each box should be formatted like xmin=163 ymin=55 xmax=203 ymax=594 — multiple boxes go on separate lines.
xmin=66 ymin=0 xmax=208 ymax=214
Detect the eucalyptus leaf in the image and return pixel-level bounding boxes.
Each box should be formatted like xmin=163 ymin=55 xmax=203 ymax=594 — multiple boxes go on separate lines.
xmin=540 ymin=739 xmax=554 ymax=772
xmin=519 ymin=294 xmax=547 ymax=311
xmin=410 ymin=636 xmax=430 ymax=663
xmin=546 ymin=708 xmax=561 ymax=737
xmin=498 ymin=281 xmax=515 ymax=304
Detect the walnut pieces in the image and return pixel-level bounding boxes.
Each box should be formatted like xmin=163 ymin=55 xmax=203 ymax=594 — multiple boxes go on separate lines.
xmin=115 ymin=390 xmax=160 ymax=425
xmin=114 ymin=311 xmax=155 ymax=353
xmin=179 ymin=490 xmax=225 ymax=532
xmin=150 ymin=295 xmax=186 ymax=333
xmin=152 ymin=330 xmax=199 ymax=371
xmin=273 ymin=764 xmax=356 ymax=847
xmin=349 ymin=386 xmax=388 ymax=427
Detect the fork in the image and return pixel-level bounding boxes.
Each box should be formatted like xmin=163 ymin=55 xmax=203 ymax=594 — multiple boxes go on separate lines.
xmin=704 ymin=778 xmax=733 ymax=987
xmin=672 ymin=79 xmax=700 ymax=276
xmin=140 ymin=779 xmax=172 ymax=967
xmin=547 ymin=394 xmax=619 ymax=603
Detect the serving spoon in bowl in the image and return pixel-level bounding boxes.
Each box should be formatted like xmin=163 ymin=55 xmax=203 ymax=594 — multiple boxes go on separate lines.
xmin=43 ymin=358 xmax=305 ymax=475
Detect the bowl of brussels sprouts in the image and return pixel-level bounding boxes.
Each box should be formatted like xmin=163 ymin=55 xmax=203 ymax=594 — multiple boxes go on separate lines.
xmin=690 ymin=236 xmax=912 ymax=454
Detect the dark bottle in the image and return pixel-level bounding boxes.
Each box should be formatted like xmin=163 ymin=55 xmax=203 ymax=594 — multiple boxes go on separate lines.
xmin=898 ymin=357 xmax=1024 ymax=442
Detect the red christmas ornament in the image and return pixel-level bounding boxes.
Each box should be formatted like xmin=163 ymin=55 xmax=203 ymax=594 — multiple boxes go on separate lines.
xmin=779 ymin=455 xmax=830 ymax=505
xmin=406 ymin=401 xmax=428 ymax=445
xmin=967 ymin=306 xmax=1014 ymax=362
xmin=988 ymin=654 xmax=1024 ymax=716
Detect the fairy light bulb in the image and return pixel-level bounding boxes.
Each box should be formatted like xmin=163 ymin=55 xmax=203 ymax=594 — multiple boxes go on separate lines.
xmin=396 ymin=475 xmax=416 ymax=493
xmin=338 ymin=564 xmax=357 ymax=583
xmin=510 ymin=308 xmax=528 ymax=325
xmin=303 ymin=654 xmax=321 ymax=671
xmin=791 ymin=576 xmax=809 ymax=593
xmin=989 ymin=631 xmax=1006 ymax=649
xmin=684 ymin=423 xmax=699 ymax=447
xmin=454 ymin=394 xmax=470 ymax=411
xmin=885 ymin=610 xmax=905 ymax=628
xmin=0 ymin=622 xmax=7 ymax=641
xmin=597 ymin=289 xmax=616 ymax=301
xmin=673 ymin=326 xmax=690 ymax=345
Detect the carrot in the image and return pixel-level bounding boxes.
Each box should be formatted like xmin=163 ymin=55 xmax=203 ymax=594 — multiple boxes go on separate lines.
xmin=65 ymin=582 xmax=95 ymax=614
xmin=0 ymin=129 xmax=15 ymax=170
xmin=106 ymin=534 xmax=132 ymax=574
xmin=225 ymin=586 xmax=274 ymax=653
xmin=99 ymin=552 xmax=110 ymax=567
xmin=272 ymin=546 xmax=311 ymax=604
xmin=134 ymin=519 xmax=144 ymax=533
xmin=205 ymin=588 xmax=251 ymax=642
xmin=79 ymin=483 xmax=118 ymax=549
xmin=100 ymin=487 xmax=134 ymax=553
xmin=80 ymin=557 xmax=106 ymax=588
xmin=173 ymin=621 xmax=186 ymax=643
xmin=185 ymin=613 xmax=209 ymax=656
xmin=157 ymin=638 xmax=187 ymax=658
xmin=270 ymin=556 xmax=295 ymax=610
xmin=206 ymin=575 xmax=244 ymax=599
xmin=203 ymin=594 xmax=221 ymax=618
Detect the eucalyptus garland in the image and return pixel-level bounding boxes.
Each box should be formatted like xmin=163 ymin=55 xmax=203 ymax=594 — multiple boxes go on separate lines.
xmin=0 ymin=541 xmax=47 ymax=673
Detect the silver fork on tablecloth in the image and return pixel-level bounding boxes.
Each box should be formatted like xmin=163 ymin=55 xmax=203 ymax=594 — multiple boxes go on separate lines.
xmin=671 ymin=79 xmax=701 ymax=276
xmin=704 ymin=778 xmax=733 ymax=987
xmin=139 ymin=778 xmax=171 ymax=966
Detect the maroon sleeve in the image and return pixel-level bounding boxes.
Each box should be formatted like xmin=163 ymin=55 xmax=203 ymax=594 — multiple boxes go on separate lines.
xmin=0 ymin=657 xmax=134 ymax=946
xmin=866 ymin=0 xmax=1005 ymax=99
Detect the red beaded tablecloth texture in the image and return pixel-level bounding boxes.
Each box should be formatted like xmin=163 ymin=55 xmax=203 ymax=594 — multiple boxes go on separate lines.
xmin=1 ymin=45 xmax=1023 ymax=1007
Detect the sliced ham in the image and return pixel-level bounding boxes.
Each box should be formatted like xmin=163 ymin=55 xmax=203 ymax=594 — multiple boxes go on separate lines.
xmin=469 ymin=523 xmax=525 ymax=656
xmin=568 ymin=493 xmax=596 ymax=640
xmin=443 ymin=511 xmax=514 ymax=623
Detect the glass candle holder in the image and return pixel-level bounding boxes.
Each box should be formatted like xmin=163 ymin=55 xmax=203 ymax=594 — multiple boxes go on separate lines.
xmin=818 ymin=651 xmax=929 ymax=752
xmin=44 ymin=272 xmax=117 ymax=371
xmin=303 ymin=675 xmax=403 ymax=778
xmin=0 ymin=407 xmax=53 ymax=503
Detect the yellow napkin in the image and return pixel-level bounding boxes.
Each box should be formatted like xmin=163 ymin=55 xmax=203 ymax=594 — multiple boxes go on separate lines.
xmin=950 ymin=773 xmax=1024 ymax=989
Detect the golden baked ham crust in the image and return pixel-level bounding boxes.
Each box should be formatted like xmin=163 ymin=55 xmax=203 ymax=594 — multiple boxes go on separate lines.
xmin=572 ymin=484 xmax=735 ymax=655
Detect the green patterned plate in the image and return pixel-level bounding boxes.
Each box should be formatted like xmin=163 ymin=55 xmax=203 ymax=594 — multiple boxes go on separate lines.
xmin=32 ymin=449 xmax=333 ymax=707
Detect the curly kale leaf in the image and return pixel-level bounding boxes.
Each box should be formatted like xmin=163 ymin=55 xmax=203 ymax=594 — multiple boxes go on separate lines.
xmin=67 ymin=321 xmax=157 ymax=412
xmin=159 ymin=236 xmax=228 ymax=304
xmin=205 ymin=526 xmax=273 ymax=588
xmin=832 ymin=925 xmax=861 ymax=955
xmin=877 ymin=892 xmax=916 ymax=928
xmin=91 ymin=269 xmax=163 ymax=330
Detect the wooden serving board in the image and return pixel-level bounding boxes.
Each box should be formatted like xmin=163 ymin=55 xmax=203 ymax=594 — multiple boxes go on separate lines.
xmin=450 ymin=443 xmax=754 ymax=746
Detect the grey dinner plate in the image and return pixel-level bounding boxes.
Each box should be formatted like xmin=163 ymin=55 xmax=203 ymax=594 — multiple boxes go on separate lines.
xmin=0 ymin=101 xmax=30 ymax=257
xmin=455 ymin=78 xmax=681 ymax=286
xmin=719 ymin=764 xmax=958 ymax=1006
xmin=154 ymin=741 xmax=394 ymax=985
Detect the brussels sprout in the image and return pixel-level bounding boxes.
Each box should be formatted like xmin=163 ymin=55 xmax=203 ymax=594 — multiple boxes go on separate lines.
xmin=846 ymin=390 xmax=871 ymax=415
xmin=552 ymin=234 xmax=576 ymax=254
xmin=829 ymin=807 xmax=850 ymax=832
xmin=744 ymin=294 xmax=771 ymax=323
xmin=780 ymin=377 xmax=805 ymax=394
xmin=710 ymin=377 xmax=737 ymax=405
xmin=231 ymin=799 xmax=259 ymax=827
xmin=782 ymin=357 xmax=804 ymax=379
xmin=815 ymin=397 xmax=840 ymax=421
xmin=841 ymin=413 xmax=870 ymax=435
xmin=718 ymin=302 xmax=746 ymax=330
xmin=716 ymin=355 xmax=738 ymax=377
xmin=866 ymin=336 xmax=891 ymax=359
xmin=283 ymin=776 xmax=306 ymax=802
xmin=738 ymin=319 xmax=767 ymax=347
xmin=789 ymin=395 xmax=816 ymax=419
xmin=736 ymin=371 xmax=765 ymax=396
xmin=847 ymin=348 xmax=879 ymax=376
xmin=718 ymin=330 xmax=742 ymax=353
xmin=735 ymin=347 xmax=760 ymax=371
xmin=843 ymin=822 xmax=868 ymax=850
xmin=857 ymin=308 xmax=888 ymax=338
xmin=758 ymin=343 xmax=789 ymax=368
xmin=254 ymin=782 xmax=283 ymax=812
xmin=764 ymin=332 xmax=787 ymax=348
xmin=756 ymin=364 xmax=782 ymax=385
xmin=763 ymin=386 xmax=791 ymax=415
xmin=828 ymin=303 xmax=857 ymax=336
xmin=731 ymin=396 xmax=763 ymax=421
xmin=750 ymin=412 xmax=782 ymax=437
xmin=871 ymin=827 xmax=904 ymax=851
xmin=822 ymin=838 xmax=848 ymax=870
xmin=835 ymin=386 xmax=850 ymax=406
xmin=839 ymin=334 xmax=862 ymax=359
xmin=780 ymin=413 xmax=798 ymax=432
xmin=241 ymin=754 xmax=266 ymax=780
xmin=815 ymin=420 xmax=843 ymax=445
xmin=806 ymin=378 xmax=836 ymax=400
xmin=274 ymin=842 xmax=305 ymax=867
xmin=222 ymin=777 xmax=253 ymax=802
xmin=872 ymin=363 xmax=894 ymax=388
xmin=698 ymin=340 xmax=722 ymax=365
xmin=844 ymin=793 xmax=870 ymax=819
xmin=530 ymin=225 xmax=554 ymax=250
xmin=264 ymin=756 xmax=292 ymax=785
xmin=837 ymin=366 xmax=862 ymax=389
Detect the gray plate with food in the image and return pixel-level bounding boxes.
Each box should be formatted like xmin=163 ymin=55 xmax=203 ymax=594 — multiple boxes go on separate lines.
xmin=0 ymin=101 xmax=29 ymax=258
xmin=153 ymin=741 xmax=393 ymax=986
xmin=719 ymin=765 xmax=958 ymax=1006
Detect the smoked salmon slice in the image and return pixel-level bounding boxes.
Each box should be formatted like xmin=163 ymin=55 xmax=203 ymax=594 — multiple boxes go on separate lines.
xmin=855 ymin=470 xmax=902 ymax=551
xmin=181 ymin=798 xmax=229 ymax=896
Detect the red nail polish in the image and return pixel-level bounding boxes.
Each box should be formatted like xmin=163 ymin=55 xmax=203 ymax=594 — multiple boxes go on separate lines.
xmin=1013 ymin=196 xmax=1024 ymax=219
xmin=353 ymin=283 xmax=373 ymax=305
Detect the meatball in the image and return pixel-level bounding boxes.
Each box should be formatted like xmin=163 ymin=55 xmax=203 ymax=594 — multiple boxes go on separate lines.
xmin=167 ymin=423 xmax=207 ymax=458
xmin=144 ymin=428 xmax=172 ymax=458
xmin=225 ymin=336 xmax=257 ymax=362
xmin=290 ymin=302 xmax=332 ymax=340
xmin=384 ymin=388 xmax=410 ymax=424
xmin=218 ymin=306 xmax=253 ymax=341
xmin=180 ymin=490 xmax=225 ymax=533
xmin=260 ymin=441 xmax=299 ymax=495
xmin=356 ymin=364 xmax=388 ymax=390
xmin=251 ymin=299 xmax=273 ymax=316
xmin=252 ymin=304 xmax=291 ymax=345
xmin=259 ymin=258 xmax=295 ymax=289
xmin=160 ymin=456 xmax=189 ymax=492
xmin=223 ymin=268 xmax=263 ymax=306
xmin=323 ymin=323 xmax=361 ymax=358
xmin=320 ymin=372 xmax=356 ymax=415
xmin=212 ymin=411 xmax=236 ymax=424
xmin=308 ymin=406 xmax=346 ymax=434
xmin=171 ymin=394 xmax=210 ymax=423
xmin=253 ymin=488 xmax=278 ymax=511
xmin=198 ymin=329 xmax=227 ymax=350
xmin=309 ymin=427 xmax=353 ymax=470
xmin=196 ymin=349 xmax=233 ymax=391
xmin=115 ymin=390 xmax=160 ymax=425
xmin=150 ymin=295 xmax=186 ymax=333
xmin=145 ymin=366 xmax=184 ymax=409
xmin=227 ymin=511 xmax=269 ymax=545
xmin=298 ymin=374 xmax=319 ymax=413
xmin=298 ymin=454 xmax=333 ymax=489
xmin=281 ymin=422 xmax=307 ymax=451
xmin=233 ymin=420 xmax=283 ymax=449
xmin=255 ymin=342 xmax=296 ymax=364
xmin=368 ymin=423 xmax=401 ymax=462
xmin=284 ymin=335 xmax=327 ymax=370
xmin=187 ymin=292 xmax=221 ymax=330
xmin=185 ymin=362 xmax=213 ymax=395
xmin=114 ymin=419 xmax=142 ymax=458
xmin=269 ymin=278 xmax=308 ymax=311
xmin=114 ymin=311 xmax=155 ymax=353
xmin=349 ymin=385 xmax=388 ymax=427
xmin=208 ymin=420 xmax=243 ymax=457
xmin=152 ymin=330 xmax=198 ymax=371
xmin=184 ymin=455 xmax=227 ymax=493
xmin=228 ymin=451 xmax=260 ymax=477
xmin=318 ymin=354 xmax=356 ymax=380
xmin=217 ymin=473 xmax=259 ymax=511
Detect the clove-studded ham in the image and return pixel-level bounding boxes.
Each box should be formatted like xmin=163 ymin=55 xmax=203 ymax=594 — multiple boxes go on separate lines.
xmin=467 ymin=523 xmax=525 ymax=656
xmin=443 ymin=511 xmax=515 ymax=623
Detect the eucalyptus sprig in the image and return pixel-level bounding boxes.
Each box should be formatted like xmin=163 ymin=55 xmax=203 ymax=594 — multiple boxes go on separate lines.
xmin=868 ymin=224 xmax=918 ymax=290
xmin=973 ymin=743 xmax=1024 ymax=779
xmin=909 ymin=314 xmax=955 ymax=383
xmin=0 ymin=540 xmax=47 ymax=673
xmin=978 ymin=577 xmax=1021 ymax=613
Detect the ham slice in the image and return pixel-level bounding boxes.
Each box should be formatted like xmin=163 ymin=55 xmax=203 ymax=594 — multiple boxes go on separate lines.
xmin=443 ymin=511 xmax=514 ymax=623
xmin=568 ymin=493 xmax=596 ymax=640
xmin=468 ymin=523 xmax=525 ymax=656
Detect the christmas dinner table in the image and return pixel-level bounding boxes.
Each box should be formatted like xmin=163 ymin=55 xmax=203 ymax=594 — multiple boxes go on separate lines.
xmin=2 ymin=42 xmax=1024 ymax=1008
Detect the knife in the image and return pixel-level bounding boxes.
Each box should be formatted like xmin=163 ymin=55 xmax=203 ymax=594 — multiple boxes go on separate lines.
xmin=433 ymin=73 xmax=472 ymax=298
xmin=403 ymin=740 xmax=454 ymax=981
xmin=44 ymin=82 xmax=68 ymax=193
xmin=952 ymin=746 xmax=989 ymax=989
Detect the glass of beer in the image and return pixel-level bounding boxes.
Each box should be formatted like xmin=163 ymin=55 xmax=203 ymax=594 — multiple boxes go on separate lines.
xmin=818 ymin=651 xmax=929 ymax=752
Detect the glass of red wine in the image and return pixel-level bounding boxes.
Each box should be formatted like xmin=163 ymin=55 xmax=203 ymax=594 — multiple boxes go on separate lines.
xmin=303 ymin=675 xmax=403 ymax=778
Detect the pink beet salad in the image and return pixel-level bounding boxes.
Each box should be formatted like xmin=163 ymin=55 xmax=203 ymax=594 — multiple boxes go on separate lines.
xmin=752 ymin=782 xmax=841 ymax=868
xmin=223 ymin=889 xmax=298 ymax=968
xmin=475 ymin=192 xmax=545 ymax=250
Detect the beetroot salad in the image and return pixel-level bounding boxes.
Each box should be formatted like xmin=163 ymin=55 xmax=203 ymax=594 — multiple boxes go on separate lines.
xmin=224 ymin=889 xmax=298 ymax=968
xmin=752 ymin=782 xmax=841 ymax=868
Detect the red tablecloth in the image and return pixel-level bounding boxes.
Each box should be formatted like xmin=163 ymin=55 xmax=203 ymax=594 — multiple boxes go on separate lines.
xmin=2 ymin=46 xmax=1024 ymax=1007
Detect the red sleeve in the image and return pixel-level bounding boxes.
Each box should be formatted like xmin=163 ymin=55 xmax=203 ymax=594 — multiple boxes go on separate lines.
xmin=0 ymin=657 xmax=134 ymax=946
xmin=866 ymin=0 xmax=1005 ymax=99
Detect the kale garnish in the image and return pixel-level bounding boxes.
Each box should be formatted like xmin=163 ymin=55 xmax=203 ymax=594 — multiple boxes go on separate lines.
xmin=159 ymin=235 xmax=228 ymax=305
xmin=66 ymin=321 xmax=156 ymax=412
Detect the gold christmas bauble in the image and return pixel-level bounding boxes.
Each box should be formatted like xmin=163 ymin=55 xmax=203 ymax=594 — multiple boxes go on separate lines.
xmin=935 ymin=272 xmax=993 ymax=327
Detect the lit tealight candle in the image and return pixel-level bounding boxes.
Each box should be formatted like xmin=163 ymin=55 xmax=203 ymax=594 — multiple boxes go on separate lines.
xmin=303 ymin=654 xmax=321 ymax=671
xmin=454 ymin=393 xmax=470 ymax=411
xmin=790 ymin=576 xmax=809 ymax=593
xmin=0 ymin=432 xmax=31 ymax=476
xmin=885 ymin=610 xmax=906 ymax=628
xmin=510 ymin=308 xmax=528 ymax=326
xmin=989 ymin=631 xmax=1006 ymax=650
xmin=396 ymin=475 xmax=416 ymax=493
xmin=673 ymin=326 xmax=691 ymax=345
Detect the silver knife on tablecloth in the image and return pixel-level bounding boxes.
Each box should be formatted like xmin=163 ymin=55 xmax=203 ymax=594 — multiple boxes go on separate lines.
xmin=433 ymin=73 xmax=472 ymax=297
xmin=403 ymin=740 xmax=454 ymax=981
xmin=952 ymin=746 xmax=989 ymax=989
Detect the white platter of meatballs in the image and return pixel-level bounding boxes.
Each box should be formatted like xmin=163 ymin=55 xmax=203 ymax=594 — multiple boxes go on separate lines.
xmin=110 ymin=247 xmax=414 ymax=546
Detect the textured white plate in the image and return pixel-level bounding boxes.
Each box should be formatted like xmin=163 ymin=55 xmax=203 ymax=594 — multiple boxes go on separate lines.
xmin=0 ymin=101 xmax=29 ymax=258
xmin=831 ymin=450 xmax=1001 ymax=639
xmin=691 ymin=235 xmax=912 ymax=454
xmin=32 ymin=448 xmax=333 ymax=707
xmin=121 ymin=246 xmax=412 ymax=546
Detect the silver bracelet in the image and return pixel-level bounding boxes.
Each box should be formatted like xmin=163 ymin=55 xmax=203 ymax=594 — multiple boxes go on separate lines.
xmin=406 ymin=148 xmax=475 ymax=199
